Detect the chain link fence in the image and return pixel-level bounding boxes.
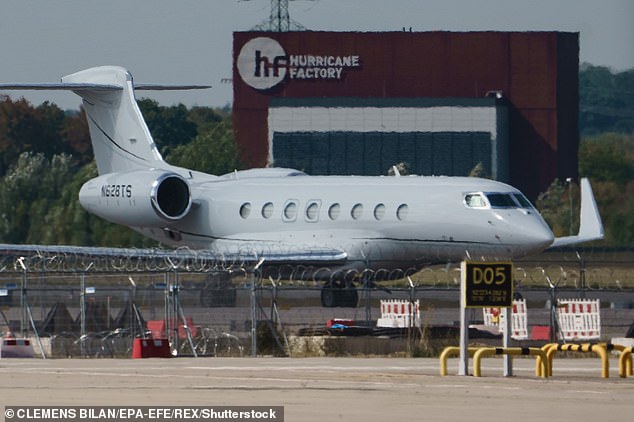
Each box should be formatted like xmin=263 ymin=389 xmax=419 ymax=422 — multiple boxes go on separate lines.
xmin=1 ymin=248 xmax=633 ymax=358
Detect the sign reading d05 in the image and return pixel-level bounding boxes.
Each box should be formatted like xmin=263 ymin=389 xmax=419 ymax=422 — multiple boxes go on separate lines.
xmin=461 ymin=261 xmax=513 ymax=308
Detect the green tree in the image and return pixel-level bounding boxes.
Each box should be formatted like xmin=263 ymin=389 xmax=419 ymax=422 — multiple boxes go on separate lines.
xmin=186 ymin=106 xmax=223 ymax=134
xmin=167 ymin=118 xmax=241 ymax=175
xmin=61 ymin=108 xmax=92 ymax=165
xmin=579 ymin=65 xmax=634 ymax=136
xmin=573 ymin=133 xmax=634 ymax=246
xmin=0 ymin=152 xmax=75 ymax=243
xmin=137 ymin=99 xmax=198 ymax=156
xmin=0 ymin=97 xmax=79 ymax=176
xmin=536 ymin=179 xmax=578 ymax=238
xmin=579 ymin=133 xmax=634 ymax=188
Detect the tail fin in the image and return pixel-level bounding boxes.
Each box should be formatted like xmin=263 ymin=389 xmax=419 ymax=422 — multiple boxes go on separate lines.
xmin=0 ymin=66 xmax=210 ymax=175
xmin=62 ymin=66 xmax=164 ymax=174
xmin=550 ymin=177 xmax=604 ymax=248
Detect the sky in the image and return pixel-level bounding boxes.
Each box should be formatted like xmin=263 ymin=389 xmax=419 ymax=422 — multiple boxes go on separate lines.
xmin=1 ymin=0 xmax=633 ymax=110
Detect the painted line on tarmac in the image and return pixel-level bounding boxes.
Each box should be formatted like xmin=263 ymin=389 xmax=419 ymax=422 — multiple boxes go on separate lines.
xmin=0 ymin=367 xmax=421 ymax=390
xmin=186 ymin=365 xmax=434 ymax=372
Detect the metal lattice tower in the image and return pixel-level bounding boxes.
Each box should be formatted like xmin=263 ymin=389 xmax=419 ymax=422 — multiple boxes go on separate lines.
xmin=251 ymin=0 xmax=306 ymax=32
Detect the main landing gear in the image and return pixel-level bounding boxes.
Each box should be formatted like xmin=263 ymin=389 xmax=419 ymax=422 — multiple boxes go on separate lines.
xmin=320 ymin=281 xmax=359 ymax=308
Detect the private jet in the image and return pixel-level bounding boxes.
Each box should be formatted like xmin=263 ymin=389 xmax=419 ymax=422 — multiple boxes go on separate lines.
xmin=0 ymin=66 xmax=603 ymax=306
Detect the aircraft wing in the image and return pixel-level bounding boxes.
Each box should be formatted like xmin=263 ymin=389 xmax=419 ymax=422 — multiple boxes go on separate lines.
xmin=549 ymin=177 xmax=604 ymax=248
xmin=0 ymin=244 xmax=347 ymax=268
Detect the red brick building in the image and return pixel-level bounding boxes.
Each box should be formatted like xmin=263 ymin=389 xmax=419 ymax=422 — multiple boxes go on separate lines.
xmin=232 ymin=31 xmax=579 ymax=199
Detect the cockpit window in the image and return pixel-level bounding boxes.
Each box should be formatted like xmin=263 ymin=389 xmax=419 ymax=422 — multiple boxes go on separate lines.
xmin=465 ymin=191 xmax=534 ymax=209
xmin=465 ymin=193 xmax=487 ymax=208
xmin=486 ymin=193 xmax=517 ymax=208
xmin=512 ymin=193 xmax=533 ymax=209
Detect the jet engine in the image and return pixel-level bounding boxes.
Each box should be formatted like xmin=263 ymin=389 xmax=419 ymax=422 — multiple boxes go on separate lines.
xmin=79 ymin=170 xmax=192 ymax=227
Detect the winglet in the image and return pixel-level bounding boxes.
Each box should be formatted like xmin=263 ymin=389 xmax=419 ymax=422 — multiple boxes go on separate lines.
xmin=550 ymin=177 xmax=604 ymax=248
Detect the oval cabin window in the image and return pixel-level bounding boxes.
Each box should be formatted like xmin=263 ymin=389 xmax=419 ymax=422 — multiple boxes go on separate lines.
xmin=351 ymin=203 xmax=363 ymax=220
xmin=374 ymin=203 xmax=386 ymax=220
xmin=283 ymin=201 xmax=298 ymax=221
xmin=396 ymin=204 xmax=408 ymax=221
xmin=261 ymin=202 xmax=274 ymax=219
xmin=239 ymin=202 xmax=251 ymax=219
xmin=328 ymin=203 xmax=341 ymax=220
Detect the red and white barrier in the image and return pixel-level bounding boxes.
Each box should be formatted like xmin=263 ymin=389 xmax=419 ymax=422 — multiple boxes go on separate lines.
xmin=482 ymin=299 xmax=528 ymax=340
xmin=377 ymin=299 xmax=420 ymax=328
xmin=556 ymin=299 xmax=601 ymax=341
xmin=1 ymin=332 xmax=35 ymax=358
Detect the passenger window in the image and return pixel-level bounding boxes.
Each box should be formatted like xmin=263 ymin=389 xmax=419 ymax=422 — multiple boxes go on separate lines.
xmin=351 ymin=203 xmax=363 ymax=220
xmin=396 ymin=204 xmax=408 ymax=221
xmin=328 ymin=203 xmax=341 ymax=220
xmin=261 ymin=202 xmax=274 ymax=219
xmin=373 ymin=204 xmax=386 ymax=220
xmin=283 ymin=200 xmax=298 ymax=221
xmin=305 ymin=201 xmax=320 ymax=222
xmin=239 ymin=202 xmax=251 ymax=219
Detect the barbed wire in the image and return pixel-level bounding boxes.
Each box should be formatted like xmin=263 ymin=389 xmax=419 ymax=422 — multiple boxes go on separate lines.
xmin=0 ymin=246 xmax=632 ymax=290
xmin=0 ymin=246 xmax=256 ymax=274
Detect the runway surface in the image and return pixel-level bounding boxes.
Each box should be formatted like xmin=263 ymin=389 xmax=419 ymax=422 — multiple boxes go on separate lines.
xmin=1 ymin=357 xmax=633 ymax=421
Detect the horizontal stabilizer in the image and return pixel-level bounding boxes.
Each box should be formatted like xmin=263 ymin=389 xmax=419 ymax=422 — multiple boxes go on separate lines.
xmin=0 ymin=83 xmax=122 ymax=91
xmin=0 ymin=83 xmax=210 ymax=91
xmin=134 ymin=84 xmax=212 ymax=90
xmin=550 ymin=177 xmax=604 ymax=248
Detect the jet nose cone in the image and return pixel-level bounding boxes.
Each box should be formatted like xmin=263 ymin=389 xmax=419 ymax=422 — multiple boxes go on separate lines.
xmin=492 ymin=210 xmax=554 ymax=257
xmin=529 ymin=225 xmax=555 ymax=250
xmin=515 ymin=215 xmax=555 ymax=254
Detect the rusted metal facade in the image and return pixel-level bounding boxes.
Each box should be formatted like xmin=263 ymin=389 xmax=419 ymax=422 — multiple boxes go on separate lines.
xmin=232 ymin=31 xmax=579 ymax=199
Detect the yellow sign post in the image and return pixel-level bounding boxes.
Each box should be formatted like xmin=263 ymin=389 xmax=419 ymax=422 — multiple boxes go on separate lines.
xmin=463 ymin=261 xmax=513 ymax=308
xmin=459 ymin=261 xmax=514 ymax=376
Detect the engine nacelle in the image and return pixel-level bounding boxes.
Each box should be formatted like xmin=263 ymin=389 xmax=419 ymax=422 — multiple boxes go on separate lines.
xmin=79 ymin=170 xmax=192 ymax=227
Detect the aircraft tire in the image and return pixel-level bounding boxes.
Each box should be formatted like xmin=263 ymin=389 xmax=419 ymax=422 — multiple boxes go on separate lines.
xmin=321 ymin=283 xmax=358 ymax=308
xmin=321 ymin=284 xmax=338 ymax=308
xmin=340 ymin=288 xmax=359 ymax=308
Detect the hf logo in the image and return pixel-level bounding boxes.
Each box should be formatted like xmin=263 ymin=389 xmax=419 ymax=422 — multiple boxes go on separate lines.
xmin=237 ymin=36 xmax=361 ymax=91
xmin=237 ymin=37 xmax=287 ymax=90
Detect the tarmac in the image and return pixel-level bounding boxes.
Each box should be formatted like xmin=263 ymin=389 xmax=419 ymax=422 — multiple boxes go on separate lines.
xmin=1 ymin=357 xmax=633 ymax=421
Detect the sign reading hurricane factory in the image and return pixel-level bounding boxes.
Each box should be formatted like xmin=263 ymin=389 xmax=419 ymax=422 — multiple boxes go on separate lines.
xmin=237 ymin=37 xmax=361 ymax=90
xmin=462 ymin=261 xmax=514 ymax=308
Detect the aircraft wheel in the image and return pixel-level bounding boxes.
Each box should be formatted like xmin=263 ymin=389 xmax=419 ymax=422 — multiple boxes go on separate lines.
xmin=320 ymin=283 xmax=358 ymax=308
xmin=340 ymin=288 xmax=359 ymax=308
xmin=320 ymin=283 xmax=338 ymax=308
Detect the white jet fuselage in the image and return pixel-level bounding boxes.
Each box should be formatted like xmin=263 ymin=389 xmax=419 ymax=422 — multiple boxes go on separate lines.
xmin=131 ymin=173 xmax=555 ymax=275
xmin=2 ymin=66 xmax=602 ymax=286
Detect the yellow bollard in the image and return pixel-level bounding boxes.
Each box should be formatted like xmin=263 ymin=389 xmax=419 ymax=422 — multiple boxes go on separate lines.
xmin=545 ymin=343 xmax=610 ymax=378
xmin=439 ymin=346 xmax=480 ymax=376
xmin=536 ymin=343 xmax=558 ymax=377
xmin=473 ymin=347 xmax=548 ymax=378
xmin=590 ymin=344 xmax=609 ymax=379
xmin=619 ymin=348 xmax=633 ymax=378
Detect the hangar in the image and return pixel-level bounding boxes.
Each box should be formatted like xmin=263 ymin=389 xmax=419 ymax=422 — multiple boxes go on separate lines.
xmin=232 ymin=31 xmax=579 ymax=199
